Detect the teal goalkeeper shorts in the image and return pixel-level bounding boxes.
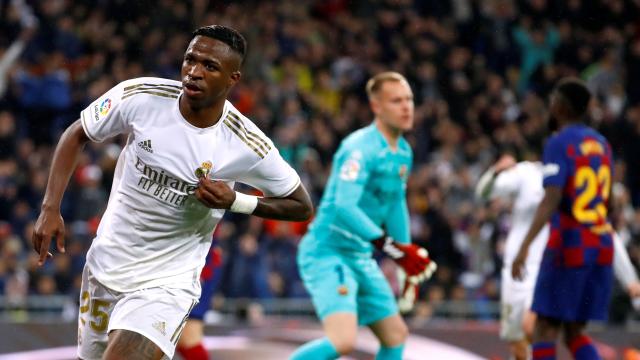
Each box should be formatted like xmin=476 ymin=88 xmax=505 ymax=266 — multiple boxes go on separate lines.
xmin=297 ymin=233 xmax=398 ymax=325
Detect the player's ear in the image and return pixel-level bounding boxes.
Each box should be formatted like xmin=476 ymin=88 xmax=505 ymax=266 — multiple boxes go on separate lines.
xmin=369 ymin=98 xmax=380 ymax=115
xmin=229 ymin=71 xmax=241 ymax=86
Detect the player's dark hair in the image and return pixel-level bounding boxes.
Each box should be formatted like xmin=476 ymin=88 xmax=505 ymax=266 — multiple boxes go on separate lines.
xmin=193 ymin=25 xmax=246 ymax=64
xmin=554 ymin=78 xmax=591 ymax=119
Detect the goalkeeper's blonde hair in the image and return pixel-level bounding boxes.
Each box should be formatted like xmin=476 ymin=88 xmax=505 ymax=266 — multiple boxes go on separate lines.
xmin=365 ymin=72 xmax=408 ymax=99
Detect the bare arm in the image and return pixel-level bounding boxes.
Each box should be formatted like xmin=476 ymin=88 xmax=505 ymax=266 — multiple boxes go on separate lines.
xmin=253 ymin=183 xmax=313 ymax=221
xmin=511 ymin=186 xmax=562 ymax=280
xmin=32 ymin=120 xmax=90 ymax=265
xmin=194 ymin=180 xmax=313 ymax=222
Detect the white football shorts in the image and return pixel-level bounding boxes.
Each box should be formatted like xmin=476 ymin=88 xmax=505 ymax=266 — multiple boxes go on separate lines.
xmin=499 ymin=266 xmax=537 ymax=341
xmin=77 ymin=265 xmax=198 ymax=360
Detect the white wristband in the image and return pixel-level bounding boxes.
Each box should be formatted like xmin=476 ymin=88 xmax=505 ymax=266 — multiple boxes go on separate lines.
xmin=230 ymin=191 xmax=259 ymax=214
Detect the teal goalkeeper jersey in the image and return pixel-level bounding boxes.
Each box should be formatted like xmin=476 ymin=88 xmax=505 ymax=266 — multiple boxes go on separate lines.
xmin=307 ymin=123 xmax=413 ymax=254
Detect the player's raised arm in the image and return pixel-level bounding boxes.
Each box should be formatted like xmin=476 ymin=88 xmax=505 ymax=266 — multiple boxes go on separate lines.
xmin=475 ymin=154 xmax=519 ymax=201
xmin=32 ymin=120 xmax=90 ymax=265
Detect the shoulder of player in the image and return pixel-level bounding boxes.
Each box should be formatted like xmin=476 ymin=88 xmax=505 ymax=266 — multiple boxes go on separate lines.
xmin=544 ymin=131 xmax=566 ymax=150
xmin=221 ymin=104 xmax=274 ymax=160
xmin=513 ymin=161 xmax=544 ymax=179
xmin=116 ymin=77 xmax=181 ymax=103
xmin=338 ymin=127 xmax=378 ymax=159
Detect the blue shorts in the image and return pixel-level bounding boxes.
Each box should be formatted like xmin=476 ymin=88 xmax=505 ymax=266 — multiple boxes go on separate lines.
xmin=297 ymin=234 xmax=398 ymax=326
xmin=532 ymin=254 xmax=612 ymax=322
xmin=189 ymin=245 xmax=223 ymax=320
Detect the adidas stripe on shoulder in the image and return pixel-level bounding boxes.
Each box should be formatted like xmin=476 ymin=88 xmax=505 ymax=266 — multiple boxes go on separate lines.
xmin=121 ymin=82 xmax=181 ymax=100
xmin=223 ymin=111 xmax=272 ymax=159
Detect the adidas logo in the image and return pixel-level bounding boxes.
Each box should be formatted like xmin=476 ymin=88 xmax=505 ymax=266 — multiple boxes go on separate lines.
xmin=138 ymin=139 xmax=153 ymax=153
xmin=152 ymin=321 xmax=166 ymax=336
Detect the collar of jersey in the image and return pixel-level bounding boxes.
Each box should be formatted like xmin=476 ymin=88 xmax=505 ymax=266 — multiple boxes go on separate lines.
xmin=173 ymin=96 xmax=226 ymax=133
xmin=369 ymin=122 xmax=409 ymax=155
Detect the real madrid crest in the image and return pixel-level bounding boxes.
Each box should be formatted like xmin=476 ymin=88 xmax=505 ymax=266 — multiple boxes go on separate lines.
xmin=195 ymin=161 xmax=213 ymax=179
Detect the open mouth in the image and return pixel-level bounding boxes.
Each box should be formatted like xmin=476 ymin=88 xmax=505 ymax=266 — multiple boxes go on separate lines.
xmin=183 ymin=83 xmax=203 ymax=96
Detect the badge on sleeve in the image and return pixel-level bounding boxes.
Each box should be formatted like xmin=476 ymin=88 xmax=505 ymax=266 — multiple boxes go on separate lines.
xmin=93 ymin=97 xmax=112 ymax=122
xmin=339 ymin=150 xmax=362 ymax=182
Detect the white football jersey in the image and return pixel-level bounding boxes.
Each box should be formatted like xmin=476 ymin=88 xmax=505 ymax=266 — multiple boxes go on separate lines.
xmin=489 ymin=162 xmax=547 ymax=271
xmin=80 ymin=77 xmax=300 ymax=296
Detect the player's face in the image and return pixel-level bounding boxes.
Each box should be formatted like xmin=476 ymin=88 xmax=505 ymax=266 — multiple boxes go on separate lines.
xmin=181 ymin=36 xmax=241 ymax=109
xmin=371 ymin=80 xmax=414 ymax=132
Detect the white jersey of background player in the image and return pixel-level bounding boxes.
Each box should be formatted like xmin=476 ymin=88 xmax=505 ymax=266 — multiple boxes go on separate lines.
xmin=476 ymin=154 xmax=640 ymax=360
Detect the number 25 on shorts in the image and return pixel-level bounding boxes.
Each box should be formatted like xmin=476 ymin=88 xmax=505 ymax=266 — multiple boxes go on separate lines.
xmin=79 ymin=291 xmax=110 ymax=332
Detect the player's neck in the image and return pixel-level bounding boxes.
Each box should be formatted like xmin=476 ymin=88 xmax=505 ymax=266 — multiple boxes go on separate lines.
xmin=179 ymin=96 xmax=225 ymax=128
xmin=558 ymin=117 xmax=582 ymax=130
xmin=374 ymin=120 xmax=401 ymax=150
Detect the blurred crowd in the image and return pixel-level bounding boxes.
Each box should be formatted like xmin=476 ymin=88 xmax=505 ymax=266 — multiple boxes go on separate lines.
xmin=1 ymin=0 xmax=640 ymax=323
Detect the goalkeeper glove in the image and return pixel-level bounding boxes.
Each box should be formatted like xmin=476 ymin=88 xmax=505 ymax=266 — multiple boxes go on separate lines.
xmin=372 ymin=235 xmax=437 ymax=284
xmin=397 ymin=268 xmax=419 ymax=313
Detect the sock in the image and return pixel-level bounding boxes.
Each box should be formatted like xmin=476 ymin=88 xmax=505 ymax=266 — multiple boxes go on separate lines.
xmin=376 ymin=344 xmax=405 ymax=360
xmin=569 ymin=335 xmax=601 ymax=360
xmin=177 ymin=343 xmax=209 ymax=360
xmin=532 ymin=341 xmax=556 ymax=360
xmin=289 ymin=337 xmax=339 ymax=360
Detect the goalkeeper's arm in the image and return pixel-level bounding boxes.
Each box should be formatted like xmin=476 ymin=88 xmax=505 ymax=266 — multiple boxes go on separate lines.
xmin=378 ymin=184 xmax=436 ymax=284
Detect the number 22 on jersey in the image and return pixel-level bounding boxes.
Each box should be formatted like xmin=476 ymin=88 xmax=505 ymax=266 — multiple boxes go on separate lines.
xmin=572 ymin=164 xmax=611 ymax=233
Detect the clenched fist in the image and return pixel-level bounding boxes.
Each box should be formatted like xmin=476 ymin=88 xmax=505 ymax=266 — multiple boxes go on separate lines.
xmin=194 ymin=177 xmax=236 ymax=209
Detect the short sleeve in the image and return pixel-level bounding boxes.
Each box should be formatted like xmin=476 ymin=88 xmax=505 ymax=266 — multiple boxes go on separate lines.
xmin=240 ymin=148 xmax=301 ymax=197
xmin=542 ymin=136 xmax=569 ymax=188
xmin=80 ymin=82 xmax=130 ymax=142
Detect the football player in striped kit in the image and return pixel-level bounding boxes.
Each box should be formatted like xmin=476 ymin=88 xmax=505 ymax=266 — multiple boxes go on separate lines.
xmin=513 ymin=78 xmax=616 ymax=360
xmin=477 ymin=153 xmax=640 ymax=360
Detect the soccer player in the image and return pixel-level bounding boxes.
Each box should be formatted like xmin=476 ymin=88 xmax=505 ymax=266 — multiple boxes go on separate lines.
xmin=477 ymin=154 xmax=640 ymax=360
xmin=290 ymin=72 xmax=436 ymax=360
xmin=176 ymin=241 xmax=223 ymax=360
xmin=512 ymin=78 xmax=614 ymax=360
xmin=476 ymin=154 xmax=548 ymax=360
xmin=31 ymin=25 xmax=313 ymax=360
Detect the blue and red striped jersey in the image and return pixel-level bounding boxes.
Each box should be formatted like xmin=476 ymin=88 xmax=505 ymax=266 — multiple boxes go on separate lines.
xmin=542 ymin=124 xmax=614 ymax=267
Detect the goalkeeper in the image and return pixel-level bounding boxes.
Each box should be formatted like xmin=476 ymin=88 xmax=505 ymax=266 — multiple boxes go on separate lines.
xmin=290 ymin=72 xmax=436 ymax=360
